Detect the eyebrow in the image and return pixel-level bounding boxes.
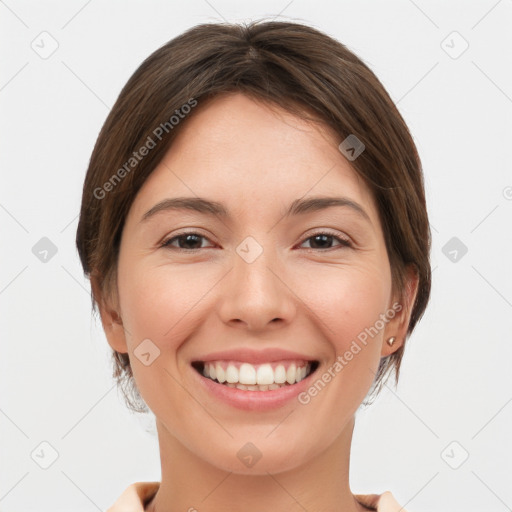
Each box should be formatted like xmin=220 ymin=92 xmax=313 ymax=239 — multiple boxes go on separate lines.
xmin=140 ymin=196 xmax=371 ymax=223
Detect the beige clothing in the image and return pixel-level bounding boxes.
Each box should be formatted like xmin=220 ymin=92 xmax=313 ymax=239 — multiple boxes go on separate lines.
xmin=106 ymin=481 xmax=408 ymax=511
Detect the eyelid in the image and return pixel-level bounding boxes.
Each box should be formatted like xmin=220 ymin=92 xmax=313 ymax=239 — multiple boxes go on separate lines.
xmin=298 ymin=229 xmax=353 ymax=249
xmin=160 ymin=230 xmax=215 ymax=250
xmin=160 ymin=228 xmax=353 ymax=251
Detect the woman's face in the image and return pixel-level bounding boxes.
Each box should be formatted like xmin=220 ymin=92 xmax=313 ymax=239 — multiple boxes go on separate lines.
xmin=102 ymin=92 xmax=411 ymax=474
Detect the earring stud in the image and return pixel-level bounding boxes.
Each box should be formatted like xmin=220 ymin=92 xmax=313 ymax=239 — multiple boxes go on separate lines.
xmin=386 ymin=336 xmax=396 ymax=347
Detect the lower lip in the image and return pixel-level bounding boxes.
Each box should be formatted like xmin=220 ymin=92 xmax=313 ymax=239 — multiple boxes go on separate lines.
xmin=192 ymin=365 xmax=317 ymax=411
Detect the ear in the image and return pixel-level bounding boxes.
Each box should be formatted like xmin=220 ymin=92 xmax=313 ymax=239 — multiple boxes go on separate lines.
xmin=381 ymin=264 xmax=419 ymax=357
xmin=91 ymin=274 xmax=128 ymax=354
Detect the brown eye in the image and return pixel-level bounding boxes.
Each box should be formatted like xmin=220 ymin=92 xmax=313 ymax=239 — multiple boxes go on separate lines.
xmin=161 ymin=232 xmax=213 ymax=250
xmin=300 ymin=232 xmax=352 ymax=250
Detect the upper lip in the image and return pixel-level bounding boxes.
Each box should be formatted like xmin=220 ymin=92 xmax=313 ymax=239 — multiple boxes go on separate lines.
xmin=192 ymin=348 xmax=317 ymax=365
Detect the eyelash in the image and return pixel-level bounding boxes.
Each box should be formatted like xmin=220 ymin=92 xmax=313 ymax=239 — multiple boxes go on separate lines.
xmin=160 ymin=230 xmax=353 ymax=252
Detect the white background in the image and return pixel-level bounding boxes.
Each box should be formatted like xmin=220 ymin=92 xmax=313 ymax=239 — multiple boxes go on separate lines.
xmin=1 ymin=1 xmax=511 ymax=511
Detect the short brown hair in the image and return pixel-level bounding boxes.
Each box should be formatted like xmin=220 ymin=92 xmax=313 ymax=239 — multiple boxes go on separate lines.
xmin=76 ymin=20 xmax=431 ymax=413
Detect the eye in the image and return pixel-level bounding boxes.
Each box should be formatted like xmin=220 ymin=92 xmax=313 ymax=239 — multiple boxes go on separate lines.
xmin=160 ymin=232 xmax=214 ymax=251
xmin=299 ymin=231 xmax=352 ymax=250
xmin=160 ymin=230 xmax=352 ymax=252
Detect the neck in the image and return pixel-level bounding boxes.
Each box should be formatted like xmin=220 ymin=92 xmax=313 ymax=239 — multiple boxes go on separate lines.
xmin=146 ymin=415 xmax=366 ymax=512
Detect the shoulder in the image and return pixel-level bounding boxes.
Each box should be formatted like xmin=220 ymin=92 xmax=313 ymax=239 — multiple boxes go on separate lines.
xmin=354 ymin=490 xmax=408 ymax=511
xmin=106 ymin=481 xmax=160 ymax=512
xmin=107 ymin=482 xmax=407 ymax=512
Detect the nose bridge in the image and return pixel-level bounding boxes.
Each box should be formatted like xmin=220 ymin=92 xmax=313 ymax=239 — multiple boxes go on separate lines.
xmin=234 ymin=233 xmax=282 ymax=300
xmin=218 ymin=234 xmax=295 ymax=330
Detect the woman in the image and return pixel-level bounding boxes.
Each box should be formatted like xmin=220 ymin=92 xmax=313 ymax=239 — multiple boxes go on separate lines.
xmin=76 ymin=20 xmax=431 ymax=512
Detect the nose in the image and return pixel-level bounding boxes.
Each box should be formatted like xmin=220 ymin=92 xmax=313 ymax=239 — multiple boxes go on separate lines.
xmin=217 ymin=241 xmax=297 ymax=332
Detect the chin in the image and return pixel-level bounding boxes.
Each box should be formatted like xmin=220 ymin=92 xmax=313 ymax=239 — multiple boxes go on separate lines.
xmin=208 ymin=448 xmax=310 ymax=476
xmin=191 ymin=433 xmax=318 ymax=476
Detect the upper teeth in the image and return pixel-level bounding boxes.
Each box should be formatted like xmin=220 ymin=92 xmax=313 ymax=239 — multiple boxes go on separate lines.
xmin=202 ymin=361 xmax=311 ymax=385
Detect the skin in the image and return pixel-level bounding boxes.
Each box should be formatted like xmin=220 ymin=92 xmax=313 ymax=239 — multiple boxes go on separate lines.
xmin=95 ymin=93 xmax=418 ymax=512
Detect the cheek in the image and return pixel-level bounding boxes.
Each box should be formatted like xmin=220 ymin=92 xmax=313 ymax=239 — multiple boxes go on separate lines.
xmin=297 ymin=261 xmax=391 ymax=406
xmin=293 ymin=267 xmax=391 ymax=423
xmin=118 ymin=248 xmax=392 ymax=362
xmin=115 ymin=258 xmax=203 ymax=414
xmin=117 ymin=259 xmax=204 ymax=347
xmin=301 ymin=261 xmax=391 ymax=350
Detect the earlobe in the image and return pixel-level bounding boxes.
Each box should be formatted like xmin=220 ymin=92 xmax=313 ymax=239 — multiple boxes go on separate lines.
xmin=381 ymin=265 xmax=420 ymax=357
xmin=386 ymin=336 xmax=396 ymax=347
xmin=90 ymin=275 xmax=129 ymax=354
xmin=101 ymin=314 xmax=129 ymax=354
xmin=381 ymin=334 xmax=403 ymax=357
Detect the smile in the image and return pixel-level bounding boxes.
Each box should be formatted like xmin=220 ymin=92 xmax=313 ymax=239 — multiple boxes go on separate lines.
xmin=192 ymin=360 xmax=319 ymax=391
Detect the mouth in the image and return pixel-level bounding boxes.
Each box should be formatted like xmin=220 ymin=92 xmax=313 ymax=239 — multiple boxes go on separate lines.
xmin=191 ymin=359 xmax=320 ymax=391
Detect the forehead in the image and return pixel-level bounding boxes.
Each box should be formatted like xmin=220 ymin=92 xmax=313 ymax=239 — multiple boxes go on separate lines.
xmin=127 ymin=92 xmax=378 ymax=225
